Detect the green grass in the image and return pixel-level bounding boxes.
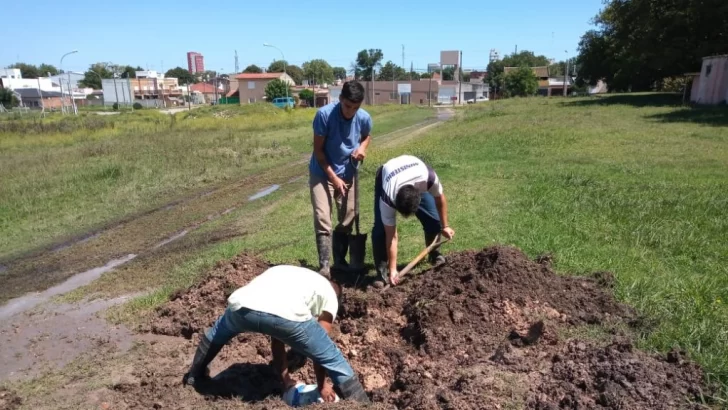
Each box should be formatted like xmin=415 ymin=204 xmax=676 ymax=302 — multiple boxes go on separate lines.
xmin=0 ymin=103 xmax=434 ymax=260
xmin=114 ymin=94 xmax=727 ymax=398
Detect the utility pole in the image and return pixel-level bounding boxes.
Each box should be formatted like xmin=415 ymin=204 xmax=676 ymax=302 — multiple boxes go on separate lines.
xmin=458 ymin=50 xmax=463 ymax=105
xmin=234 ymin=50 xmax=239 ymax=74
xmin=428 ymin=75 xmax=432 ymax=107
xmin=563 ymin=50 xmax=569 ymax=97
xmin=402 ymin=45 xmax=405 ymax=71
xmin=113 ymin=74 xmax=119 ymax=110
xmin=187 ymin=82 xmax=192 ymax=110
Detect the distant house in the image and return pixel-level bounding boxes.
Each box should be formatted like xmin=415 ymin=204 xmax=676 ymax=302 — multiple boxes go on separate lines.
xmin=687 ymin=54 xmax=728 ymax=105
xmin=190 ymin=83 xmax=223 ymax=103
xmin=235 ymin=72 xmax=294 ymax=104
xmin=14 ymin=88 xmax=63 ymax=109
xmin=504 ymin=66 xmax=573 ymax=96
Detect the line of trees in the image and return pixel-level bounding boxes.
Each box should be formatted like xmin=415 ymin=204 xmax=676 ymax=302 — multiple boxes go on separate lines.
xmin=576 ymin=0 xmax=728 ymax=92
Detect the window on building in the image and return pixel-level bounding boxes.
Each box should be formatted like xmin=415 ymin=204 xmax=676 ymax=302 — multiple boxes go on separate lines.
xmin=705 ymin=64 xmax=712 ymax=76
xmin=248 ymin=81 xmax=256 ymax=89
xmin=249 ymin=97 xmax=256 ymax=103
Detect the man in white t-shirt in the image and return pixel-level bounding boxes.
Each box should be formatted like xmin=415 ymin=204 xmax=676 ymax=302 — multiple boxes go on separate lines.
xmin=372 ymin=155 xmax=455 ymax=285
xmin=183 ymin=265 xmax=369 ymax=403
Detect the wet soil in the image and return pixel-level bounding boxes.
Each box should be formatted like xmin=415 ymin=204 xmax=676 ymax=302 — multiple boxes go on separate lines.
xmin=110 ymin=246 xmax=712 ymax=409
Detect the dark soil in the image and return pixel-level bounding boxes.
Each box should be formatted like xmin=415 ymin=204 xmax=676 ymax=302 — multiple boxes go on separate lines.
xmin=0 ymin=387 xmax=22 ymax=410
xmin=111 ymin=247 xmax=712 ymax=409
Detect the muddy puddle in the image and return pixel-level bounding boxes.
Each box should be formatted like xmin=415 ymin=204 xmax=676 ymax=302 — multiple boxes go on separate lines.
xmin=0 ymin=254 xmax=137 ymax=321
xmin=98 ymin=246 xmax=714 ymax=409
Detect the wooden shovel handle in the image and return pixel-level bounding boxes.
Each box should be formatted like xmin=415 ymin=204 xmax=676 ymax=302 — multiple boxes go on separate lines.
xmin=384 ymin=235 xmax=450 ymax=289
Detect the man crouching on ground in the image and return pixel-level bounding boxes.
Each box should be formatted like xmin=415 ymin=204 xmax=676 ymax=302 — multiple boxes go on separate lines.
xmin=183 ymin=265 xmax=370 ymax=403
xmin=372 ymin=154 xmax=455 ymax=286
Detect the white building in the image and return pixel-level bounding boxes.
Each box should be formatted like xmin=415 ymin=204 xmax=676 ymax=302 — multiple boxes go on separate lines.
xmin=0 ymin=68 xmax=22 ymax=79
xmin=136 ymin=70 xmax=164 ymax=79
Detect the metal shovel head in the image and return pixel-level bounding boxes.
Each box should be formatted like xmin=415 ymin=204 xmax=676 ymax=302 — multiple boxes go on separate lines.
xmin=348 ymin=233 xmax=367 ymax=272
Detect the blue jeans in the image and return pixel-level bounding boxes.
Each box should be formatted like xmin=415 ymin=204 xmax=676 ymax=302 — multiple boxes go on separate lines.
xmin=372 ymin=167 xmax=442 ymax=264
xmin=205 ymin=307 xmax=355 ymax=386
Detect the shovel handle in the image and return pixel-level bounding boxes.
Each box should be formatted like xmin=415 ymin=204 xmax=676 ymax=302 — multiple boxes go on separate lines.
xmin=383 ymin=235 xmax=450 ymax=290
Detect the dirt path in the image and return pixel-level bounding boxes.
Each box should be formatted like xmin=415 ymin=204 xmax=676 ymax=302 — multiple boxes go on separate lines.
xmin=0 ymin=108 xmax=454 ymax=384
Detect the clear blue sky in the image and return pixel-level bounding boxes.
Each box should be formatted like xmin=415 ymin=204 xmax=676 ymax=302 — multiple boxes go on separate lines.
xmin=1 ymin=0 xmax=603 ymax=74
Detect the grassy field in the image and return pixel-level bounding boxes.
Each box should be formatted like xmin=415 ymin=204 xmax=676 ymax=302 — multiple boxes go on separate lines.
xmin=108 ymin=93 xmax=727 ymax=399
xmin=0 ymin=104 xmax=435 ymax=260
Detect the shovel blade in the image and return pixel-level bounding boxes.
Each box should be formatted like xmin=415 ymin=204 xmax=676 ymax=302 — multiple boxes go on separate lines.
xmin=348 ymin=233 xmax=367 ymax=272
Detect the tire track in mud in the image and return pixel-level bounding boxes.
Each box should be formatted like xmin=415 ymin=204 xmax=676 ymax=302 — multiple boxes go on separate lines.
xmin=0 ymin=108 xmax=453 ymax=317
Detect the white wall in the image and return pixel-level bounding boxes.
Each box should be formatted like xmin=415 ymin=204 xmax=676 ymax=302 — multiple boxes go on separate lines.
xmin=1 ymin=77 xmax=55 ymax=91
xmin=0 ymin=68 xmax=22 ymax=79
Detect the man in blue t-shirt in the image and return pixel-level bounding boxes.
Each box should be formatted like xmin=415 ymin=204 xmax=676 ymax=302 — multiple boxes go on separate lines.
xmin=309 ymin=81 xmax=372 ymax=277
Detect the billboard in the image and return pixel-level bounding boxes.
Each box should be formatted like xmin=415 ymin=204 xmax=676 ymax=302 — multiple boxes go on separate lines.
xmin=440 ymin=50 xmax=460 ymax=66
xmin=397 ymin=84 xmax=412 ymax=94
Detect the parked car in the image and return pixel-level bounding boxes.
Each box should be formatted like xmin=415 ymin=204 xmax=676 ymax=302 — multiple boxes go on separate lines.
xmin=272 ymin=97 xmax=295 ymax=109
xmin=466 ymin=96 xmax=489 ymax=104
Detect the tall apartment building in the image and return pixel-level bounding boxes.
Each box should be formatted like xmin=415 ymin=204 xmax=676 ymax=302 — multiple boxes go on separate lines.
xmin=187 ymin=52 xmax=205 ymax=74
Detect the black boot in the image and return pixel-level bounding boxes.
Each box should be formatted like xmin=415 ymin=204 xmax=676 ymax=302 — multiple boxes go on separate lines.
xmin=332 ymin=231 xmax=349 ymax=272
xmin=425 ymin=232 xmax=446 ymax=266
xmin=372 ymin=234 xmax=389 ymax=284
xmin=183 ymin=334 xmax=224 ymax=387
xmin=336 ymin=376 xmax=371 ymax=403
xmin=316 ymin=234 xmax=331 ymax=278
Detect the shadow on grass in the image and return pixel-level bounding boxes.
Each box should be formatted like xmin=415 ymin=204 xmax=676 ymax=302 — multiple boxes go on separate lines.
xmin=563 ymin=93 xmax=684 ymax=108
xmin=645 ymin=106 xmax=728 ymax=127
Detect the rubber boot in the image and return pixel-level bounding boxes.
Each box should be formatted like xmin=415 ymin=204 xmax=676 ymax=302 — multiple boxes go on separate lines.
xmin=332 ymin=231 xmax=349 ymax=272
xmin=336 ymin=375 xmax=371 ymax=403
xmin=183 ymin=334 xmax=224 ymax=387
xmin=316 ymin=234 xmax=331 ymax=278
xmin=372 ymin=235 xmax=389 ymax=284
xmin=425 ymin=232 xmax=446 ymax=266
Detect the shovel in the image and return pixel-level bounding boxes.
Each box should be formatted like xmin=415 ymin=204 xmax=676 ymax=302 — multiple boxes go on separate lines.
xmin=347 ymin=160 xmax=367 ymax=273
xmin=383 ymin=234 xmax=450 ymax=290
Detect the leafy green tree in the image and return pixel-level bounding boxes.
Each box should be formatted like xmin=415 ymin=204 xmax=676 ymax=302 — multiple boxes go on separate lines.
xmin=333 ymin=67 xmax=347 ymax=80
xmin=268 ymin=60 xmax=287 ymax=73
xmin=302 ymin=59 xmax=334 ymax=85
xmin=165 ymin=67 xmax=195 ymax=85
xmin=420 ymin=72 xmax=432 ymax=79
xmin=355 ymin=49 xmax=384 ymax=81
xmin=285 ymin=65 xmax=304 ymax=85
xmin=8 ymin=63 xmax=41 ymax=78
xmin=268 ymin=60 xmax=303 ymax=84
xmin=0 ymin=87 xmax=19 ymax=107
xmin=576 ymin=0 xmax=728 ymax=91
xmin=299 ymin=88 xmax=315 ymax=106
xmin=504 ymin=66 xmax=539 ymax=97
xmin=264 ymin=79 xmax=291 ymax=102
xmin=121 ymin=65 xmax=138 ymax=78
xmin=487 ymin=51 xmax=550 ymax=90
xmin=377 ymin=61 xmax=407 ymax=81
xmin=38 ymin=64 xmax=59 ymax=76
xmin=243 ymin=64 xmax=263 ymax=73
xmin=79 ymin=63 xmax=114 ymax=89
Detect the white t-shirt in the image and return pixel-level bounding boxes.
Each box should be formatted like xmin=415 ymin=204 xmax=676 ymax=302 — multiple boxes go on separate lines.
xmin=227 ymin=265 xmax=338 ymax=322
xmin=379 ymin=155 xmax=443 ymax=227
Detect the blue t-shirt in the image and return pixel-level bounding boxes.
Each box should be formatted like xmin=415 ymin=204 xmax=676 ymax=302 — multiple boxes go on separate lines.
xmin=308 ymin=102 xmax=372 ymax=181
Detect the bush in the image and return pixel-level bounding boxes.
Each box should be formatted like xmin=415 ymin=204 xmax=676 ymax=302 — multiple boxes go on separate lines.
xmin=133 ymin=102 xmax=143 ymax=110
xmin=264 ymin=79 xmax=292 ymax=103
xmin=504 ymin=66 xmax=539 ymax=97
xmin=298 ymin=89 xmax=314 ymax=107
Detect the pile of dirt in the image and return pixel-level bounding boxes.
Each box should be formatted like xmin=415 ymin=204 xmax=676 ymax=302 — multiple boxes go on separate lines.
xmin=143 ymin=254 xmax=271 ymax=338
xmin=114 ymin=246 xmax=712 ymax=409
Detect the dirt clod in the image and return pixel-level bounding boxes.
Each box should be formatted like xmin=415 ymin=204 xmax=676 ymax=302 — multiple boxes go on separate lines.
xmin=109 ymin=246 xmax=712 ymax=409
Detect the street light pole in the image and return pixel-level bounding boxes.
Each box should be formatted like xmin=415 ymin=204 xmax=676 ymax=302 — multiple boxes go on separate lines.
xmin=59 ymin=50 xmax=78 ymax=114
xmin=263 ymin=43 xmax=289 ymax=105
